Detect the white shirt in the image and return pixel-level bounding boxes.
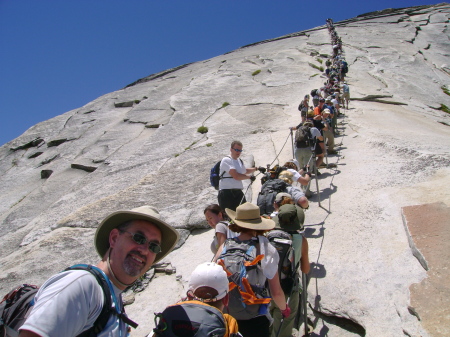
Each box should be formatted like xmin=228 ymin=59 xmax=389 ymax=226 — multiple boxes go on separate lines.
xmin=219 ymin=156 xmax=246 ymax=190
xmin=21 ymin=269 xmax=128 ymax=337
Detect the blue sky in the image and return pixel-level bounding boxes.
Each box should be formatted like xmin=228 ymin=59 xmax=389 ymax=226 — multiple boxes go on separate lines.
xmin=0 ymin=0 xmax=438 ymax=146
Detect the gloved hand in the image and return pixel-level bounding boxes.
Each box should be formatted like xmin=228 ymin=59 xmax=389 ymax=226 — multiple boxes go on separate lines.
xmin=257 ymin=166 xmax=266 ymax=174
xmin=249 ymin=175 xmax=256 ymax=182
xmin=302 ymin=166 xmax=308 ymax=172
xmin=305 ymin=171 xmax=312 ymax=177
xmin=281 ymin=305 xmax=291 ymax=318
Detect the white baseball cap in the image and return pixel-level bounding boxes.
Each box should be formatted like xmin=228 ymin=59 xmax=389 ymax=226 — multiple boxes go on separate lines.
xmin=188 ymin=262 xmax=229 ymax=302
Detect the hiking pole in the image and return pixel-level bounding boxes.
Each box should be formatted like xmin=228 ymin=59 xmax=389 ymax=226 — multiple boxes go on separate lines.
xmin=301 ymin=272 xmax=309 ymax=336
xmin=312 ymin=149 xmax=321 ymax=207
xmin=290 ymin=129 xmax=295 ymax=159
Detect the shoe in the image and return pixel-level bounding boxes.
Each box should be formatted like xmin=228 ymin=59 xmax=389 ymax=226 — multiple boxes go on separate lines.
xmin=319 ymin=163 xmax=327 ymax=168
xmin=328 ymin=150 xmax=338 ymax=155
xmin=316 ymin=170 xmax=322 ymax=176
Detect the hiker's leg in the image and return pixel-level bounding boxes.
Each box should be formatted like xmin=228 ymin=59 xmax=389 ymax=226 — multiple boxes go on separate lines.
xmin=231 ymin=189 xmax=246 ymax=210
xmin=218 ymin=189 xmax=245 ymax=211
xmin=316 ymin=154 xmax=324 ymax=169
xmin=270 ymin=290 xmax=299 ymax=337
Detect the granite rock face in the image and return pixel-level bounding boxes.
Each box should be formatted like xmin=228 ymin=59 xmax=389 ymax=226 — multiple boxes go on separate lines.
xmin=1 ymin=4 xmax=450 ymax=337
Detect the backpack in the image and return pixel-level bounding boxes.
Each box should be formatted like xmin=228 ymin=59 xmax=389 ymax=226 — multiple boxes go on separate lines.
xmin=256 ymin=179 xmax=288 ymax=215
xmin=153 ymin=300 xmax=239 ymax=337
xmin=294 ymin=125 xmax=312 ymax=148
xmin=0 ymin=264 xmax=137 ymax=337
xmin=260 ymin=165 xmax=286 ymax=185
xmin=217 ymin=238 xmax=271 ymax=321
xmin=266 ymin=230 xmax=296 ymax=295
xmin=310 ymin=89 xmax=318 ymax=97
xmin=342 ymin=61 xmax=348 ymax=74
xmin=210 ymin=157 xmax=243 ymax=190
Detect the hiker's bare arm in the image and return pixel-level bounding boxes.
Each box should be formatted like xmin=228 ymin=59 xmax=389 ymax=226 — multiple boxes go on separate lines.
xmin=268 ymin=272 xmax=287 ymax=311
xmin=229 ymin=169 xmax=250 ymax=180
xmin=216 ymin=232 xmax=227 ymax=249
xmin=301 ymin=237 xmax=310 ymax=274
xmin=19 ymin=330 xmax=41 ymax=337
xmin=213 ymin=243 xmax=224 ymax=262
xmin=245 ymin=167 xmax=256 ymax=174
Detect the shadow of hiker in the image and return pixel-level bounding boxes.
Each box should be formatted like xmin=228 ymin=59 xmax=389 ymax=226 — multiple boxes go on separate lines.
xmin=309 ymin=262 xmax=326 ymax=279
xmin=304 ymin=226 xmax=325 ymax=239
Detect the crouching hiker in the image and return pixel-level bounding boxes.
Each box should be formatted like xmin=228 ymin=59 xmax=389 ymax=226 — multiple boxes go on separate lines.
xmin=153 ymin=262 xmax=241 ymax=337
xmin=268 ymin=194 xmax=310 ymax=337
xmin=18 ymin=206 xmax=179 ymax=337
xmin=213 ymin=203 xmax=290 ymax=337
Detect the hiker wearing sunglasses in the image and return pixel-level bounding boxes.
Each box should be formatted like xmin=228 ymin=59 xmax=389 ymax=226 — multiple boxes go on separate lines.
xmin=218 ymin=140 xmax=259 ymax=212
xmin=18 ymin=206 xmax=179 ymax=337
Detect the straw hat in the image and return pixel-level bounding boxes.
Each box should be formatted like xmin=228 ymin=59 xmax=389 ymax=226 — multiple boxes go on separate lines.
xmin=225 ymin=202 xmax=275 ymax=230
xmin=95 ymin=205 xmax=180 ymax=263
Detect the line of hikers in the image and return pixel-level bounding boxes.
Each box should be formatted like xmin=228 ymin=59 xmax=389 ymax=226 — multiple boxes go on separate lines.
xmin=0 ymin=18 xmax=348 ymax=337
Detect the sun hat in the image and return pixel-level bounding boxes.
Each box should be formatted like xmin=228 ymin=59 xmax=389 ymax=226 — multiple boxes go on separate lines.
xmin=188 ymin=262 xmax=229 ymax=302
xmin=95 ymin=205 xmax=180 ymax=263
xmin=275 ymin=192 xmax=292 ymax=203
xmin=225 ymin=203 xmax=275 ymax=230
xmin=323 ymin=108 xmax=331 ymax=115
xmin=278 ymin=204 xmax=303 ymax=231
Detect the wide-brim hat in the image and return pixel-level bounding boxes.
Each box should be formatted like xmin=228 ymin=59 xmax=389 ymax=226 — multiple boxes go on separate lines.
xmin=94 ymin=205 xmax=180 ymax=264
xmin=225 ymin=202 xmax=275 ymax=230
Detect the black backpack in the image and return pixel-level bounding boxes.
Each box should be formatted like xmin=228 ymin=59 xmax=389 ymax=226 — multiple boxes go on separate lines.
xmin=153 ymin=300 xmax=239 ymax=337
xmin=210 ymin=157 xmax=243 ymax=190
xmin=294 ymin=125 xmax=312 ymax=148
xmin=0 ymin=264 xmax=137 ymax=337
xmin=256 ymin=179 xmax=288 ymax=215
xmin=310 ymin=89 xmax=318 ymax=97
xmin=267 ymin=230 xmax=297 ymax=295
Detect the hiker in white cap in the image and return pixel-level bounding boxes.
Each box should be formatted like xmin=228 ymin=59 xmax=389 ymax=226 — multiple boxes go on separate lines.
xmin=19 ymin=205 xmax=179 ymax=337
xmin=152 ymin=262 xmax=240 ymax=337
xmin=213 ymin=202 xmax=289 ymax=337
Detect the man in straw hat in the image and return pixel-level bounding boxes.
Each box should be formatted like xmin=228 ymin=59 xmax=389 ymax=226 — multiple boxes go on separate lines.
xmin=213 ymin=202 xmax=290 ymax=337
xmin=19 ymin=205 xmax=179 ymax=337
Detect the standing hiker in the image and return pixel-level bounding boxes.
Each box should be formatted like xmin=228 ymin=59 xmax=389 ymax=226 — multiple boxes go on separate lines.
xmin=218 ymin=141 xmax=258 ymax=212
xmin=204 ymin=204 xmax=238 ymax=254
xmin=290 ymin=121 xmax=324 ymax=176
xmin=297 ymin=95 xmax=309 ymax=123
xmin=18 ymin=205 xmax=179 ymax=337
xmin=342 ymin=82 xmax=350 ymax=109
xmin=269 ymin=195 xmax=310 ymax=337
xmin=214 ymin=203 xmax=289 ymax=337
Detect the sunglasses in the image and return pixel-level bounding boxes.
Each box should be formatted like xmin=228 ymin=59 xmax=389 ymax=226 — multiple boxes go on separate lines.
xmin=232 ymin=148 xmax=243 ymax=153
xmin=120 ymin=230 xmax=161 ymax=254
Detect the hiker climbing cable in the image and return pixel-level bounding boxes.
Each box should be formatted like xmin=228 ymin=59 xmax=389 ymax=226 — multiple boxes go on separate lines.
xmin=268 ymin=193 xmax=310 ymax=337
xmin=217 ymin=140 xmax=260 ymax=211
xmin=213 ymin=203 xmax=289 ymax=337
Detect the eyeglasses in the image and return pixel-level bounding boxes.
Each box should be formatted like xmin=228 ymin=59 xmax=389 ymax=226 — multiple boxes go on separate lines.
xmin=120 ymin=230 xmax=161 ymax=254
xmin=232 ymin=148 xmax=243 ymax=153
